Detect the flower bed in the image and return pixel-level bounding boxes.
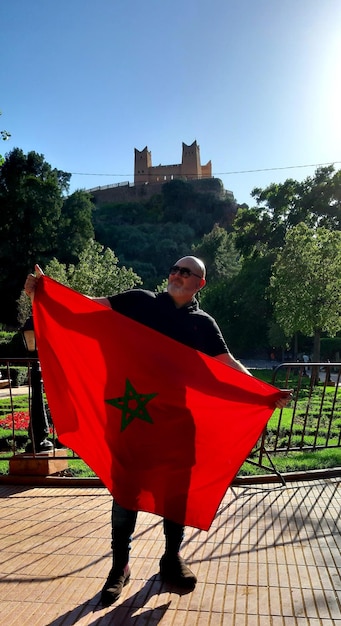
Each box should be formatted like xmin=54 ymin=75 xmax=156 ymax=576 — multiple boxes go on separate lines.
xmin=0 ymin=411 xmax=30 ymax=430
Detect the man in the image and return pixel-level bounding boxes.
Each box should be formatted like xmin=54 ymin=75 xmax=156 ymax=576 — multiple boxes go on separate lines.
xmin=25 ymin=255 xmax=290 ymax=606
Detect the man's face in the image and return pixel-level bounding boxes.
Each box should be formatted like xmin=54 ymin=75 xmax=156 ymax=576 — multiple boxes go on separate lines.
xmin=167 ymin=257 xmax=205 ymax=306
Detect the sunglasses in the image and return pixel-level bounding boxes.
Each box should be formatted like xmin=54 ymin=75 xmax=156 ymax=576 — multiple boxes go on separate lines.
xmin=169 ymin=265 xmax=203 ymax=279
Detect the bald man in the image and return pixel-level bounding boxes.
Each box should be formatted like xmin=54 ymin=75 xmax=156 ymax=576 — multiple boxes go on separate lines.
xmin=25 ymin=256 xmax=290 ymax=606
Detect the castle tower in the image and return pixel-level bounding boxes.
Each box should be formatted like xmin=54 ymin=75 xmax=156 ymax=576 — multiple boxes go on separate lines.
xmin=181 ymin=141 xmax=202 ymax=179
xmin=134 ymin=147 xmax=152 ymax=184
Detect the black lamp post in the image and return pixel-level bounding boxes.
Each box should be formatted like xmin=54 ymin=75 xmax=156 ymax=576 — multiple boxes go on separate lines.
xmin=22 ymin=316 xmax=53 ymax=453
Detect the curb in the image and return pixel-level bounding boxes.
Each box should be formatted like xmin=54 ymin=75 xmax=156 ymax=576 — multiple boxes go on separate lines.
xmin=0 ymin=467 xmax=340 ymax=489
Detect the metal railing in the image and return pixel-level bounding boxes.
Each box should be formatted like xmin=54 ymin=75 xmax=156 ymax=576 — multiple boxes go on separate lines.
xmin=1 ymin=359 xmax=341 ymax=481
xmin=0 ymin=358 xmax=74 ymax=461
xmin=245 ymin=362 xmax=341 ymax=482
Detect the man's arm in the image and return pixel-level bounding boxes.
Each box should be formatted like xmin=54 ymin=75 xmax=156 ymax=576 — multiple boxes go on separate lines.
xmin=215 ymin=352 xmax=292 ymax=409
xmin=25 ymin=267 xmax=112 ymax=308
xmin=215 ymin=352 xmax=252 ymax=376
xmin=92 ymin=297 xmax=111 ymax=308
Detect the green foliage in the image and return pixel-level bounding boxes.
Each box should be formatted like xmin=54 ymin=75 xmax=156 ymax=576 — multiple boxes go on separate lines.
xmin=45 ymin=239 xmax=142 ymax=297
xmin=17 ymin=290 xmax=32 ymax=327
xmin=201 ymin=255 xmax=273 ymax=355
xmin=267 ymin=321 xmax=291 ymax=353
xmin=192 ymin=224 xmax=241 ymax=282
xmin=0 ymin=111 xmax=11 ymax=143
xmin=270 ymin=224 xmax=341 ymax=359
xmin=0 ymin=149 xmax=99 ymax=325
xmin=92 ymin=179 xmax=236 ymax=289
xmin=0 ymin=367 xmax=27 ymax=386
xmin=0 ymin=332 xmax=27 ymax=359
xmin=0 ymin=110 xmax=11 ymax=164
xmin=234 ymin=165 xmax=341 ymax=259
xmin=0 ymin=148 xmax=71 ymax=324
xmin=320 ymin=337 xmax=341 ymax=360
xmin=0 ymin=395 xmax=29 ymax=420
xmin=239 ymin=448 xmax=341 ymax=476
xmin=16 ymin=240 xmax=142 ymax=323
xmin=3 ymin=145 xmax=341 ymax=364
xmin=232 ymin=166 xmax=341 ymax=356
xmin=57 ymin=190 xmax=95 ymax=264
xmin=67 ymin=456 xmax=97 ymax=477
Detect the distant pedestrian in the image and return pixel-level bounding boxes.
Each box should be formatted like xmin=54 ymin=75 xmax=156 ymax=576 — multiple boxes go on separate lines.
xmin=302 ymin=353 xmax=309 ymax=375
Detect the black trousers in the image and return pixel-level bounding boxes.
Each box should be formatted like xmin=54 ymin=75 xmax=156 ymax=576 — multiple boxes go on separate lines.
xmin=111 ymin=500 xmax=185 ymax=569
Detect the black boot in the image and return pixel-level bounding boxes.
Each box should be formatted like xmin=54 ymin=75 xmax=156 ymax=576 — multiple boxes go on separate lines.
xmin=101 ymin=563 xmax=131 ymax=606
xmin=161 ymin=518 xmax=197 ymax=589
xmin=160 ymin=553 xmax=197 ymax=589
xmin=100 ymin=502 xmax=137 ymax=606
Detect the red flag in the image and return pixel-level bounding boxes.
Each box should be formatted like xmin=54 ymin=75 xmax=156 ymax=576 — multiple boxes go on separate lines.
xmin=33 ymin=277 xmax=282 ymax=531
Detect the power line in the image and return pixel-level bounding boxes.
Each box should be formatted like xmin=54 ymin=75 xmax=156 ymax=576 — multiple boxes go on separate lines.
xmin=70 ymin=160 xmax=341 ymax=178
xmin=215 ymin=161 xmax=341 ymax=175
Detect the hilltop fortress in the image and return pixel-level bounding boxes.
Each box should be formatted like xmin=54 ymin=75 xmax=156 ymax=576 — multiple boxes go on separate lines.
xmin=89 ymin=141 xmax=233 ymax=204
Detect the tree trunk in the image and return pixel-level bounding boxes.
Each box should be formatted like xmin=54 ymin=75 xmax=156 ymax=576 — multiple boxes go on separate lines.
xmin=293 ymin=332 xmax=298 ymax=361
xmin=313 ymin=328 xmax=321 ymax=362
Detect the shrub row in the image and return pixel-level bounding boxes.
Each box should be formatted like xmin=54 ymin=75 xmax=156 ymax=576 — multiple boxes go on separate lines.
xmin=0 ymin=367 xmax=28 ymax=387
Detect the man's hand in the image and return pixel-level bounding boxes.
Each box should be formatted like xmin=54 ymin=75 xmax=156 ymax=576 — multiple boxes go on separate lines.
xmin=275 ymin=389 xmax=293 ymax=409
xmin=24 ymin=264 xmax=44 ymax=302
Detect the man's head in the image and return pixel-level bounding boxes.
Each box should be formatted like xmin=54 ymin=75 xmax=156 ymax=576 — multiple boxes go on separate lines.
xmin=167 ymin=256 xmax=206 ymax=307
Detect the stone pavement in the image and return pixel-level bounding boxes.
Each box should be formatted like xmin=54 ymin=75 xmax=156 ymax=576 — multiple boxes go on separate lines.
xmin=1 ymin=478 xmax=341 ymax=625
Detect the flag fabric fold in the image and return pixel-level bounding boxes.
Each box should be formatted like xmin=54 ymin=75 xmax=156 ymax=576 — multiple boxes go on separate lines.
xmin=33 ymin=276 xmax=281 ymax=531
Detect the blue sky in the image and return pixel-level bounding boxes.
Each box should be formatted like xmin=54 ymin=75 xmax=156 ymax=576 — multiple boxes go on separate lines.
xmin=1 ymin=0 xmax=340 ymax=205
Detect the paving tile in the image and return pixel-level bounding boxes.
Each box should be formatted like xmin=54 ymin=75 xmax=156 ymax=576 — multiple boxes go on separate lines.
xmin=1 ymin=479 xmax=341 ymax=624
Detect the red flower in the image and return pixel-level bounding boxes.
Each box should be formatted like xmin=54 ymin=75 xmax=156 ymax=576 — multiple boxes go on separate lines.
xmin=0 ymin=411 xmax=30 ymax=430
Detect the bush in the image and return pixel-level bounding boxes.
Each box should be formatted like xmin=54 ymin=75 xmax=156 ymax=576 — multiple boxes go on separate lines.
xmin=0 ymin=367 xmax=27 ymax=387
xmin=320 ymin=337 xmax=341 ymax=360
xmin=0 ymin=332 xmax=27 ymax=358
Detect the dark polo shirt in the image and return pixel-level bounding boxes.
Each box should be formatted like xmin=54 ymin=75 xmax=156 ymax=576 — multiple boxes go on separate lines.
xmin=107 ymin=289 xmax=229 ymax=357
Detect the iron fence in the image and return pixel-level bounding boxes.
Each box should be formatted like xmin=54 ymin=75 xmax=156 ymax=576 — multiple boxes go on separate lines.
xmin=0 ymin=357 xmax=76 ymax=462
xmin=246 ymin=362 xmax=341 ymax=481
xmin=1 ymin=358 xmax=341 ymax=480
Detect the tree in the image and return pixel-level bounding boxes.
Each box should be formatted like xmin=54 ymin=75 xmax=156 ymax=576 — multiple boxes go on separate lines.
xmin=0 ymin=148 xmax=71 ymax=324
xmin=45 ymin=239 xmax=142 ymax=297
xmin=92 ymin=178 xmax=237 ymax=290
xmin=191 ymin=226 xmax=272 ymax=356
xmin=58 ymin=190 xmax=95 ymax=264
xmin=192 ymin=224 xmax=241 ymax=282
xmin=231 ymin=167 xmax=341 ymax=357
xmin=17 ymin=240 xmax=142 ymax=324
xmin=270 ymin=223 xmax=341 ymax=361
xmin=298 ymin=166 xmax=341 ymax=230
xmin=0 ymin=110 xmax=11 ymax=165
xmin=207 ymin=255 xmax=273 ymax=356
xmin=234 ymin=166 xmax=341 ymax=259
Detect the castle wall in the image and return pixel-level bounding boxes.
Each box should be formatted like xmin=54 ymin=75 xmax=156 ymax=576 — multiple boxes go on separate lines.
xmin=201 ymin=161 xmax=212 ymax=178
xmin=89 ymin=177 xmax=232 ymax=205
xmin=90 ymin=141 xmax=217 ymax=204
xmin=146 ymin=164 xmax=182 ymax=183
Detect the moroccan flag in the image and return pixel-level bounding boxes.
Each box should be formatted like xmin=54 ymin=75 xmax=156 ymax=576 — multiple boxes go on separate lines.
xmin=33 ymin=276 xmax=283 ymax=531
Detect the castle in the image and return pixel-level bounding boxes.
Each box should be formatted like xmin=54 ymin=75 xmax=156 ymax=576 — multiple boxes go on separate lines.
xmin=88 ymin=141 xmax=231 ymax=205
xmin=134 ymin=140 xmax=212 ymax=185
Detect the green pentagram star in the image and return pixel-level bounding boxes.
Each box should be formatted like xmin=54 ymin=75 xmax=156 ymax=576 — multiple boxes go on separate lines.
xmin=106 ymin=378 xmax=158 ymax=432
